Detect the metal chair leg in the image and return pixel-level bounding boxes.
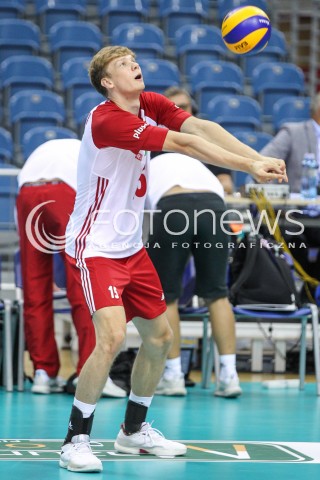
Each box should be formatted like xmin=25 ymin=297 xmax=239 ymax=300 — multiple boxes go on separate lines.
xmin=298 ymin=315 xmax=307 ymax=391
xmin=309 ymin=303 xmax=320 ymax=396
xmin=17 ymin=300 xmax=25 ymax=391
xmin=203 ymin=337 xmax=220 ymax=389
xmin=204 ymin=337 xmax=214 ymax=389
xmin=201 ymin=314 xmax=210 ymax=388
xmin=3 ymin=299 xmax=13 ymax=392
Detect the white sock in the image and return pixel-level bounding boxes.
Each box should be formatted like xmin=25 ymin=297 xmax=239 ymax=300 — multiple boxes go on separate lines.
xmin=129 ymin=392 xmax=153 ymax=408
xmin=220 ymin=354 xmax=237 ymax=380
xmin=164 ymin=357 xmax=183 ymax=378
xmin=73 ymin=397 xmax=96 ymax=418
xmin=35 ymin=369 xmax=49 ymax=378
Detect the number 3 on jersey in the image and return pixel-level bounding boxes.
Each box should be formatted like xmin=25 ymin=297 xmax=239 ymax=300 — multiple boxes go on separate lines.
xmin=108 ymin=285 xmax=119 ymax=299
xmin=135 ymin=170 xmax=147 ymax=198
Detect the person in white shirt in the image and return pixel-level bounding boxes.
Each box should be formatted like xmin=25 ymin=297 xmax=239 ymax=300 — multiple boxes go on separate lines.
xmin=59 ymin=45 xmax=287 ymax=473
xmin=16 ymin=138 xmax=126 ymax=398
xmin=162 ymin=86 xmax=234 ymax=194
xmin=146 ymin=152 xmax=241 ymax=397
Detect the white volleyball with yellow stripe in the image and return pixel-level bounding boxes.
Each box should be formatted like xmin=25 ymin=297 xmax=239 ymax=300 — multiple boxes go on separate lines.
xmin=221 ymin=5 xmax=271 ymax=55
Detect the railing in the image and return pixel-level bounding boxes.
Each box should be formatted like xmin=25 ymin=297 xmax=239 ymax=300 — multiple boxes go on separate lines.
xmin=271 ymin=0 xmax=320 ymax=96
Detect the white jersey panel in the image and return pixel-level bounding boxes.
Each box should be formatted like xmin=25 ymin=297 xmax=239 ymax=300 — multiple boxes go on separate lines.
xmin=65 ymin=92 xmax=190 ymax=260
xmin=18 ymin=138 xmax=81 ymax=190
xmin=147 ymin=153 xmax=225 ymax=210
xmin=66 ymin=112 xmax=148 ymax=259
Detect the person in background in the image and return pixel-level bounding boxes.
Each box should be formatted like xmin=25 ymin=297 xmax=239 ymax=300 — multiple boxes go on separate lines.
xmin=146 ymin=152 xmax=242 ymax=398
xmin=260 ymin=93 xmax=320 ymax=193
xmin=260 ymin=93 xmax=320 ymax=285
xmin=16 ymin=138 xmax=126 ymax=398
xmin=163 ymin=86 xmax=234 ymax=194
xmin=59 ymin=45 xmax=286 ymax=473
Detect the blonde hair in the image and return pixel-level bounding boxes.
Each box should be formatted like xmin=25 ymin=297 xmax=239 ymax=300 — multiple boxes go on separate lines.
xmin=89 ymin=46 xmax=135 ymax=96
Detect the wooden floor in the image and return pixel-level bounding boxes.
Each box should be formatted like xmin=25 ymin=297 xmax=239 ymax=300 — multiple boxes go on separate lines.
xmin=2 ymin=349 xmax=320 ymax=480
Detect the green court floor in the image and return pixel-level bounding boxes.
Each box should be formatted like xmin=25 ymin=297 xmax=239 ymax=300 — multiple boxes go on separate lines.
xmin=1 ymin=381 xmax=320 ymax=480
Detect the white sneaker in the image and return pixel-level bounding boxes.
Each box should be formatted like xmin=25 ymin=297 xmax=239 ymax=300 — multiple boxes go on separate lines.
xmin=72 ymin=376 xmax=127 ymax=398
xmin=114 ymin=422 xmax=187 ymax=457
xmin=102 ymin=377 xmax=127 ymax=398
xmin=31 ymin=369 xmax=65 ymax=394
xmin=155 ymin=375 xmax=187 ymax=396
xmin=214 ymin=374 xmax=242 ymax=398
xmin=60 ymin=434 xmax=102 ymax=472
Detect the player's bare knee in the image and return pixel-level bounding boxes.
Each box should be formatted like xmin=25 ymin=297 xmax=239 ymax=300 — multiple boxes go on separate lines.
xmin=148 ymin=326 xmax=173 ymax=355
xmin=96 ymin=329 xmax=126 ymax=359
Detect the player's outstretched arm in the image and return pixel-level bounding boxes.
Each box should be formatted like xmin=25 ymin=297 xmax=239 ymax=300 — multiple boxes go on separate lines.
xmin=181 ymin=116 xmax=263 ymax=161
xmin=162 ymin=130 xmax=287 ymax=184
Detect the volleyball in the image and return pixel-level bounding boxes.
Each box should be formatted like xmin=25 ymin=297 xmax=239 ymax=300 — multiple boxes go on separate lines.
xmin=221 ymin=5 xmax=271 ymax=55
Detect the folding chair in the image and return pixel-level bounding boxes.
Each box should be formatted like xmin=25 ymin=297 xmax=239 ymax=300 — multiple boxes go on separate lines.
xmin=0 ymin=19 xmax=41 ymax=63
xmin=138 ymin=59 xmax=180 ymax=94
xmin=99 ymin=0 xmax=150 ymax=36
xmin=272 ymin=96 xmax=311 ymax=131
xmin=252 ymin=62 xmax=305 ymax=116
xmin=48 ymin=20 xmax=102 ymax=70
xmin=35 ymin=0 xmax=86 ymax=35
xmin=174 ymin=24 xmax=226 ymax=76
xmin=190 ymin=60 xmax=244 ymax=114
xmin=111 ymin=23 xmax=165 ymax=60
xmin=1 ymin=55 xmax=54 ymax=106
xmin=22 ymin=126 xmax=78 ymax=162
xmin=205 ymin=94 xmax=262 ymax=133
xmin=159 ymin=0 xmax=208 ymax=39
xmin=202 ymin=303 xmax=320 ymax=396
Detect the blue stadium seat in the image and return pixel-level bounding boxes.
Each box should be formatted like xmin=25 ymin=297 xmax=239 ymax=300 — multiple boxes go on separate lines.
xmin=35 ymin=0 xmax=86 ymax=33
xmin=205 ymin=94 xmax=262 ymax=133
xmin=139 ymin=59 xmax=181 ymax=94
xmin=74 ymin=91 xmax=105 ymax=135
xmin=190 ymin=60 xmax=244 ymax=115
xmin=61 ymin=57 xmax=92 ymax=111
xmin=1 ymin=55 xmax=54 ymax=106
xmin=35 ymin=0 xmax=86 ymax=34
xmin=252 ymin=62 xmax=305 ymax=116
xmin=0 ymin=0 xmax=25 ymax=19
xmin=159 ymin=0 xmax=209 ymax=40
xmin=99 ymin=0 xmax=149 ymax=36
xmin=22 ymin=126 xmax=78 ymax=162
xmin=0 ymin=19 xmax=41 ymax=63
xmin=174 ymin=24 xmax=226 ymax=76
xmin=49 ymin=20 xmax=102 ymax=70
xmin=0 ymin=162 xmax=18 ymax=230
xmin=0 ymin=128 xmax=13 ymax=163
xmin=272 ymin=96 xmax=311 ymax=131
xmin=111 ymin=23 xmax=165 ymax=60
xmin=217 ymin=0 xmax=268 ymax=22
xmin=233 ymin=130 xmax=273 ymax=151
xmin=9 ymin=90 xmax=66 ymax=145
xmin=243 ymin=28 xmax=288 ymax=78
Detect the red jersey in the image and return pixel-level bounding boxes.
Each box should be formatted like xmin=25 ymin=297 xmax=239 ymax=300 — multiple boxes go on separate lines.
xmin=65 ymin=91 xmax=190 ymax=260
